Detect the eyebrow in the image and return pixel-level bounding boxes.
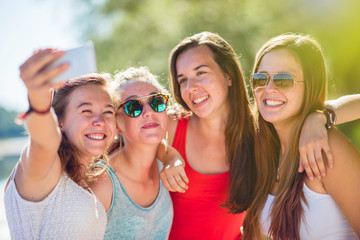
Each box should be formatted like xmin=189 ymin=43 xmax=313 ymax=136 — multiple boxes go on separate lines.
xmin=124 ymin=92 xmax=159 ymax=101
xmin=176 ymin=64 xmax=209 ymax=79
xmin=76 ymin=102 xmax=114 ymax=109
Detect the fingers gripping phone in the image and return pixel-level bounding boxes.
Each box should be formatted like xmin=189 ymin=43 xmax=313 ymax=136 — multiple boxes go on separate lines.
xmin=49 ymin=42 xmax=98 ymax=83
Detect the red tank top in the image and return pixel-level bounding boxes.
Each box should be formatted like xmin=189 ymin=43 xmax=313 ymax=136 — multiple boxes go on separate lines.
xmin=169 ymin=118 xmax=245 ymax=240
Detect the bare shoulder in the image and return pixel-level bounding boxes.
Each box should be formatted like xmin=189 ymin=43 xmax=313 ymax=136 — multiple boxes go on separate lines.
xmin=328 ymin=128 xmax=360 ymax=165
xmin=90 ymin=170 xmax=113 ymax=211
xmin=324 ymin=128 xmax=360 ymax=235
xmin=323 ymin=128 xmax=360 ymax=187
xmin=167 ymin=116 xmax=179 ymax=145
xmin=13 ymin=144 xmax=62 ymax=201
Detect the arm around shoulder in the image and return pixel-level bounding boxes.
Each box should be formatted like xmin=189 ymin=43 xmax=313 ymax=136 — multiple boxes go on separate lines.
xmin=322 ymin=128 xmax=360 ymax=236
xmin=326 ymin=94 xmax=360 ymax=124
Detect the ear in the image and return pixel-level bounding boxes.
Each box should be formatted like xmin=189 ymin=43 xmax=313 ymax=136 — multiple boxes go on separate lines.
xmin=116 ymin=127 xmax=122 ymax=135
xmin=227 ymin=74 xmax=232 ymax=86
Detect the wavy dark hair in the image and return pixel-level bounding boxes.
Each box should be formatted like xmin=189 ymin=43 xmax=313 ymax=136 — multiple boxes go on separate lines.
xmin=52 ymin=73 xmax=112 ymax=184
xmin=243 ymin=34 xmax=327 ymax=240
xmin=169 ymin=31 xmax=256 ymax=213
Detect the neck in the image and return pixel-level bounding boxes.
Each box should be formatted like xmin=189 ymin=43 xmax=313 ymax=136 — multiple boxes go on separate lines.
xmin=76 ymin=154 xmax=95 ymax=179
xmin=273 ymin=118 xmax=298 ymax=156
xmin=272 ymin=119 xmax=299 ymax=185
xmin=192 ymin=112 xmax=228 ymax=136
xmin=112 ymin=141 xmax=159 ymax=180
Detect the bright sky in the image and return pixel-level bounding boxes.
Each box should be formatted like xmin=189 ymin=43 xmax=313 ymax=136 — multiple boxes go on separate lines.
xmin=0 ymin=0 xmax=83 ymax=112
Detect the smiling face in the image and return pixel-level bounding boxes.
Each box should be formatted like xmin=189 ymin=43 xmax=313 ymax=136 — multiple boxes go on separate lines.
xmin=254 ymin=48 xmax=305 ymax=128
xmin=175 ymin=45 xmax=232 ymax=119
xmin=60 ymin=84 xmax=116 ymax=160
xmin=117 ymin=81 xmax=168 ymax=145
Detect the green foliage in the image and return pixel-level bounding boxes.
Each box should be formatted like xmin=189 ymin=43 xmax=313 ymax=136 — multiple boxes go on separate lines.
xmin=76 ymin=0 xmax=360 ymax=148
xmin=0 ymin=106 xmax=25 ymax=139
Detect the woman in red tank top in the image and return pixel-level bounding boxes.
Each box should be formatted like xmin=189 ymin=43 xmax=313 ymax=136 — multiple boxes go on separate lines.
xmin=161 ymin=32 xmax=256 ymax=240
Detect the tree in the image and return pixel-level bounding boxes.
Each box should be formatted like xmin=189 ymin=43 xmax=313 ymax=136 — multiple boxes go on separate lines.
xmin=75 ymin=0 xmax=360 ymax=147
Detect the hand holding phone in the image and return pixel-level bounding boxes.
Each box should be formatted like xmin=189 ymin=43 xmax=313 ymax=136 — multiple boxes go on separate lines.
xmin=49 ymin=42 xmax=97 ymax=83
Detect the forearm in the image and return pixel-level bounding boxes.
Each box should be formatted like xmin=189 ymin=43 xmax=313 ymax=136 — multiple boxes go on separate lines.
xmin=24 ymin=89 xmax=61 ymax=150
xmin=156 ymin=139 xmax=185 ymax=166
xmin=325 ymin=94 xmax=360 ymax=124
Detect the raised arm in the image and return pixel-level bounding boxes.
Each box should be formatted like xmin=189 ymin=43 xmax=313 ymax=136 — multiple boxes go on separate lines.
xmin=299 ymin=94 xmax=360 ymax=180
xmin=13 ymin=49 xmax=69 ymax=201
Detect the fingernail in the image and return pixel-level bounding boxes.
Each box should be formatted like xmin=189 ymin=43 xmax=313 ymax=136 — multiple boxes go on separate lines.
xmin=329 ymin=164 xmax=333 ymax=168
xmin=317 ymin=176 xmax=321 ymax=179
xmin=321 ymin=172 xmax=326 ymax=177
xmin=309 ymin=176 xmax=314 ymax=181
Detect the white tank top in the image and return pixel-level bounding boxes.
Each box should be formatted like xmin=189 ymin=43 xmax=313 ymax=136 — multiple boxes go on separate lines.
xmin=4 ymin=168 xmax=107 ymax=240
xmin=259 ymin=183 xmax=358 ymax=239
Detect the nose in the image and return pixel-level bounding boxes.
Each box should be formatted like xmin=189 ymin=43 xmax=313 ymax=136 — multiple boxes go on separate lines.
xmin=184 ymin=77 xmax=198 ymax=93
xmin=264 ymin=77 xmax=278 ymax=92
xmin=92 ymin=113 xmax=105 ymax=126
xmin=142 ymin=102 xmax=153 ymax=118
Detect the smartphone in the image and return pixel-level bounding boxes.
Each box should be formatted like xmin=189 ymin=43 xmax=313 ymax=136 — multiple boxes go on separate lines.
xmin=49 ymin=42 xmax=98 ymax=83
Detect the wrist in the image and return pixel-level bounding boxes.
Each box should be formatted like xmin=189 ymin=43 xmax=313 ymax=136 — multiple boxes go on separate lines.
xmin=15 ymin=97 xmax=52 ymax=125
xmin=316 ymin=106 xmax=336 ymax=129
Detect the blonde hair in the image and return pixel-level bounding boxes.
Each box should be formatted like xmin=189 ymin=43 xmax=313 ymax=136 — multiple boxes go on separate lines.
xmin=112 ymin=67 xmax=169 ymax=105
xmin=107 ymin=67 xmax=170 ymax=154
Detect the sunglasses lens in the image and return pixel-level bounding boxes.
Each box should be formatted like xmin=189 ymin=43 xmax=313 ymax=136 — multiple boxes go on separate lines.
xmin=150 ymin=95 xmax=168 ymax=112
xmin=273 ymin=73 xmax=294 ymax=88
xmin=124 ymin=101 xmax=142 ymax=117
xmin=252 ymin=73 xmax=268 ymax=88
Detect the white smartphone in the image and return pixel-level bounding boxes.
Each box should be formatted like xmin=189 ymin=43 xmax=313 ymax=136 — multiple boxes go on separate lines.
xmin=49 ymin=42 xmax=98 ymax=83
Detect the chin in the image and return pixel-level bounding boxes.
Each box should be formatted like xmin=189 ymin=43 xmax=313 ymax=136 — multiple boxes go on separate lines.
xmin=140 ymin=136 xmax=163 ymax=145
xmin=260 ymin=114 xmax=279 ymax=124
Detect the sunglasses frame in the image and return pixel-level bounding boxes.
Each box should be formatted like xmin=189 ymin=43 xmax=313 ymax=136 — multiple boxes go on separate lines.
xmin=117 ymin=93 xmax=169 ymax=118
xmin=251 ymin=73 xmax=304 ymax=90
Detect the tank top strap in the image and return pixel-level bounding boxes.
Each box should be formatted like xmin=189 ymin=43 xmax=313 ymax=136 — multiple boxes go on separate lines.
xmin=9 ymin=162 xmax=19 ymax=181
xmin=93 ymin=159 xmax=118 ymax=185
xmin=172 ymin=118 xmax=189 ymax=162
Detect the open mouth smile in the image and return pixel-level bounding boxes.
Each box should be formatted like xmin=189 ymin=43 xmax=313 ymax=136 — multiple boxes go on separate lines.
xmin=193 ymin=95 xmax=209 ymax=105
xmin=264 ymin=99 xmax=285 ymax=106
xmin=86 ymin=133 xmax=106 ymax=140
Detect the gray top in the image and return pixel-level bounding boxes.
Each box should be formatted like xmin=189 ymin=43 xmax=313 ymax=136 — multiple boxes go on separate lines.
xmin=4 ymin=167 xmax=107 ymax=240
xmin=98 ymin=159 xmax=173 ymax=240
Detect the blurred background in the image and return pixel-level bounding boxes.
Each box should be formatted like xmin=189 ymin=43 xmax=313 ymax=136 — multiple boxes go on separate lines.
xmin=1 ymin=0 xmax=359 ymax=238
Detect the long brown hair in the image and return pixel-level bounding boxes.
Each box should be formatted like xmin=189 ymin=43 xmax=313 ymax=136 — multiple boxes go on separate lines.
xmin=52 ymin=73 xmax=112 ymax=184
xmin=169 ymin=31 xmax=256 ymax=212
xmin=244 ymin=34 xmax=327 ymax=239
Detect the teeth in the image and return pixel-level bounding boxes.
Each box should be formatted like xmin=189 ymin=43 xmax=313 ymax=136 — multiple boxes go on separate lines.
xmin=266 ymin=100 xmax=284 ymax=106
xmin=87 ymin=134 xmax=105 ymax=140
xmin=193 ymin=96 xmax=209 ymax=104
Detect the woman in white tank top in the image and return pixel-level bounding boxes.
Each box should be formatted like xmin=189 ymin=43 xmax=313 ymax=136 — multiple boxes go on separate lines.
xmin=4 ymin=49 xmax=117 ymax=239
xmin=243 ymin=34 xmax=360 ymax=239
